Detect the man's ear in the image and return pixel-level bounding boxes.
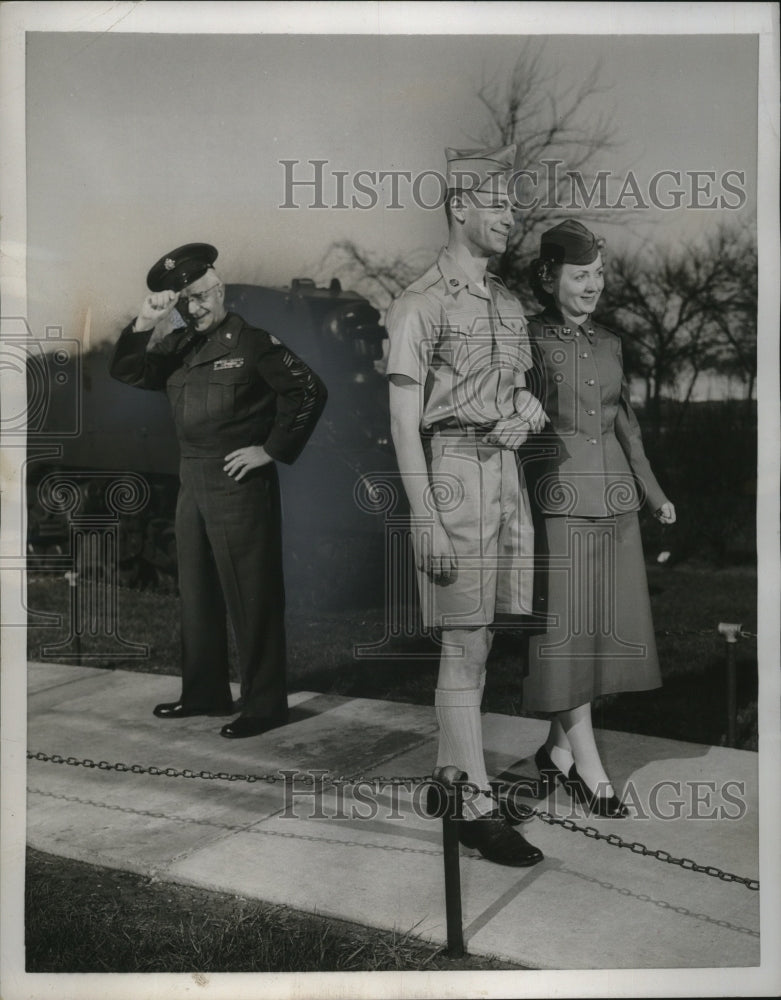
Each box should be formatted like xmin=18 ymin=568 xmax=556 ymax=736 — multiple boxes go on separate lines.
xmin=449 ymin=191 xmax=468 ymax=223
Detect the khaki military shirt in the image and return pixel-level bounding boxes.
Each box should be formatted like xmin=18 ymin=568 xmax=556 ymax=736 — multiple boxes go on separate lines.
xmin=385 ymin=249 xmax=532 ymax=429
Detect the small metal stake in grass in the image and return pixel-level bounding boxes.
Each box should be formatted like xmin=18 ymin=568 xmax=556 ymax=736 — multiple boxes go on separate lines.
xmin=432 ymin=765 xmax=467 ymax=958
xmin=718 ymin=622 xmax=741 ymax=748
xmin=64 ymin=571 xmax=82 ymax=665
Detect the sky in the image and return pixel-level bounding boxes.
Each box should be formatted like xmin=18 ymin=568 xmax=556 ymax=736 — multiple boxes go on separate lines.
xmin=22 ymin=28 xmax=759 ymax=347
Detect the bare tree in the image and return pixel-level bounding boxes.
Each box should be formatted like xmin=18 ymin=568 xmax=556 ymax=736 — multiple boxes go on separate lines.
xmin=316 ymin=240 xmax=431 ymax=317
xmin=600 ymin=221 xmax=757 ymax=434
xmin=474 ymin=41 xmax=622 ymax=295
xmin=320 ymin=41 xmax=624 ymax=312
xmin=698 ymin=225 xmax=757 ymax=402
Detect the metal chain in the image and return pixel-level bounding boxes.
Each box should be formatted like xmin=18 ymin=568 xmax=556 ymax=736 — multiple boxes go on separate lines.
xmin=530 ymin=806 xmax=759 ymax=891
xmin=26 ymin=751 xmax=428 ymax=787
xmin=28 ymin=751 xmax=759 ymax=890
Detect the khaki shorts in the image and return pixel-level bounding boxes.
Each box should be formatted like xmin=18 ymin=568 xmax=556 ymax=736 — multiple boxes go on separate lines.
xmin=415 ymin=431 xmax=534 ymax=628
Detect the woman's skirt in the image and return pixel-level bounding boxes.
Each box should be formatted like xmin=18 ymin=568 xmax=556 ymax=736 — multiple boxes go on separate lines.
xmin=523 ymin=511 xmax=661 ymax=712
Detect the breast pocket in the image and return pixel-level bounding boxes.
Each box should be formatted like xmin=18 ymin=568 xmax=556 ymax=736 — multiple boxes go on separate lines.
xmin=434 ymin=326 xmax=476 ymax=375
xmin=206 ymin=369 xmax=250 ymax=419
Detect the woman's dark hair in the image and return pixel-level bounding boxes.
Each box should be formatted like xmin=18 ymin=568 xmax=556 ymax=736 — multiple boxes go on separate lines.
xmin=528 ymin=237 xmax=607 ymax=309
xmin=528 ymin=258 xmax=562 ymax=310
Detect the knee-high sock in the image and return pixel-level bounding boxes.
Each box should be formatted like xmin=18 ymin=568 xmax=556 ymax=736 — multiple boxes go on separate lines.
xmin=435 ymin=687 xmax=493 ymax=818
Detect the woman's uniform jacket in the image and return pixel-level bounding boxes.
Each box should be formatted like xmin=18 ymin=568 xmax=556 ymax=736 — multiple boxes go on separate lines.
xmin=521 ymin=308 xmax=667 ymax=519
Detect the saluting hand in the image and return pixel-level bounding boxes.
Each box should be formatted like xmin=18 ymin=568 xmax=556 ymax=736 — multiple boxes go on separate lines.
xmin=223 ymin=446 xmax=274 ymax=481
xmin=134 ymin=290 xmax=180 ymax=332
xmin=654 ymin=502 xmax=676 ymax=525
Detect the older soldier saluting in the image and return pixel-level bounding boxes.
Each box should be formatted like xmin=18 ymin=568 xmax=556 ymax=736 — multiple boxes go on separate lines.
xmin=386 ymin=147 xmax=546 ymax=866
xmin=110 ymin=244 xmax=327 ymax=738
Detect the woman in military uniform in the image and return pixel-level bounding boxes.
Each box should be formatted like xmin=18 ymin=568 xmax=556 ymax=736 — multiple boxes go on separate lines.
xmin=522 ymin=220 xmax=676 ymax=817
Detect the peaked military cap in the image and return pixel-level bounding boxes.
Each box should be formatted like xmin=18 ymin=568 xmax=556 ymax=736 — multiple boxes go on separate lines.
xmin=445 ymin=144 xmax=517 ymax=192
xmin=146 ymin=243 xmax=219 ymax=292
xmin=539 ymin=220 xmax=600 ymax=265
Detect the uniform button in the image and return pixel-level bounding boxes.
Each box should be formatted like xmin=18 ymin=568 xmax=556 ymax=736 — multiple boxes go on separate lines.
xmin=579 ymin=352 xmax=589 ymax=358
xmin=585 ymin=378 xmax=595 ymax=385
xmin=587 ymin=409 xmax=596 ymax=415
xmin=449 ymin=278 xmax=459 ymax=286
xmin=588 ymin=438 xmax=597 ymax=444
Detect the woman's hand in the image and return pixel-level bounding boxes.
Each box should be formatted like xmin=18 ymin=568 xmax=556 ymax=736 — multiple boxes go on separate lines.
xmin=485 ymin=414 xmax=533 ymax=449
xmin=514 ymin=390 xmax=548 ymax=433
xmin=223 ymin=446 xmax=273 ymax=481
xmin=654 ymin=501 xmax=676 ymax=524
xmin=414 ymin=519 xmax=457 ymax=581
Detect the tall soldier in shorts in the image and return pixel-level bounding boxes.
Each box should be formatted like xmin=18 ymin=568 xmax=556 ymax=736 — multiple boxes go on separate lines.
xmin=386 ymin=146 xmax=547 ymax=866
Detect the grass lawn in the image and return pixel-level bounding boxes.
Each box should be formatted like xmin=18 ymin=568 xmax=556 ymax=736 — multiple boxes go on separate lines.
xmin=25 ymin=849 xmax=522 ymax=973
xmin=27 ymin=562 xmax=758 ymax=749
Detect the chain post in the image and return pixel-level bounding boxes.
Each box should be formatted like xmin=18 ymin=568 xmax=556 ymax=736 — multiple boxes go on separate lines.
xmin=718 ymin=622 xmax=742 ymax=748
xmin=64 ymin=571 xmax=81 ymax=664
xmin=428 ymin=765 xmax=467 ymax=958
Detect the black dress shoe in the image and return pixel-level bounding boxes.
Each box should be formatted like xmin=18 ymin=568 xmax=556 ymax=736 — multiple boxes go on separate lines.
xmin=153 ymin=701 xmax=233 ymax=719
xmin=458 ymin=809 xmax=544 ymax=867
xmin=565 ymin=765 xmax=629 ymax=818
xmin=220 ymin=712 xmax=289 ymax=739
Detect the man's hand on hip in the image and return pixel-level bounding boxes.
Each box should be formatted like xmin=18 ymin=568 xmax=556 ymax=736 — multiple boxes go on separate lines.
xmin=223 ymin=446 xmax=274 ymax=481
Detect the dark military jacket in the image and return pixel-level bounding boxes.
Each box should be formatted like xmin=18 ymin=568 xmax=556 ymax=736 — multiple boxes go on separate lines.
xmin=110 ymin=312 xmax=327 ymax=464
xmin=521 ymin=308 xmax=667 ymax=518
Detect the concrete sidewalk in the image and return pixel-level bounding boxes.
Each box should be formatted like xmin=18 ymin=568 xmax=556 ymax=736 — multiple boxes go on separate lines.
xmin=26 ymin=662 xmax=759 ymax=969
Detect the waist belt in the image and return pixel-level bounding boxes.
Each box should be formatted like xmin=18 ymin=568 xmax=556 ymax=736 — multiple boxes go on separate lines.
xmin=428 ymin=424 xmax=495 ymax=439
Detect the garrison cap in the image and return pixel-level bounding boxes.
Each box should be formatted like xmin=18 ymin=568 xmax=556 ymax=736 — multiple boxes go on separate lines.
xmin=146 ymin=243 xmax=219 ymax=292
xmin=445 ymin=144 xmax=517 ymax=192
xmin=539 ymin=220 xmax=600 ymax=265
